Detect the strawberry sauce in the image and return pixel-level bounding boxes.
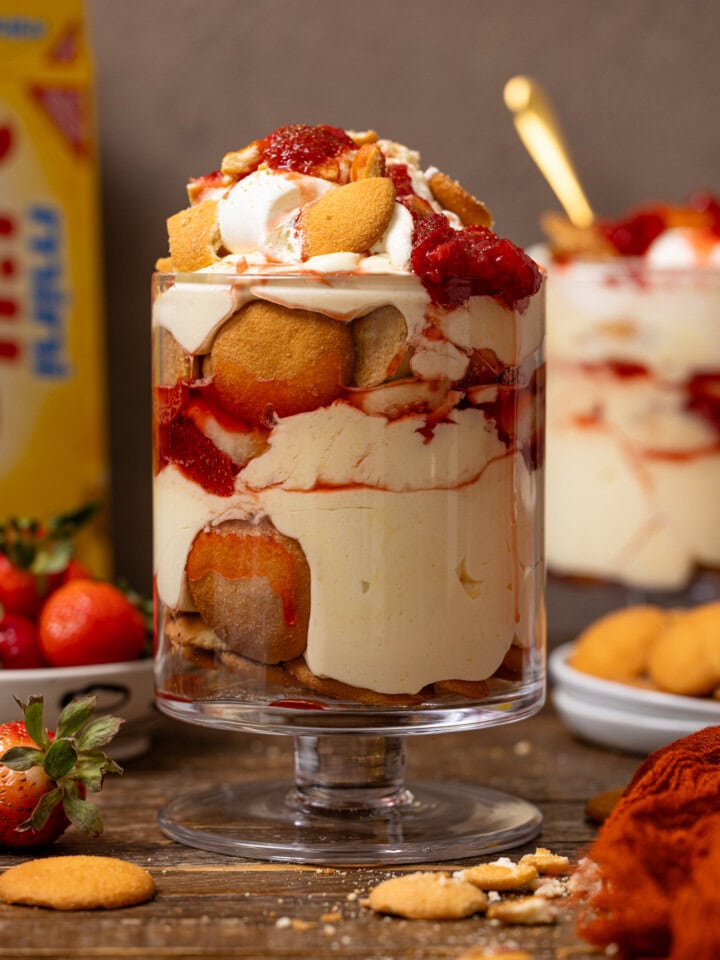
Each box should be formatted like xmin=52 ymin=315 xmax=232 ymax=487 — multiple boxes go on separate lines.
xmin=155 ymin=382 xmax=262 ymax=496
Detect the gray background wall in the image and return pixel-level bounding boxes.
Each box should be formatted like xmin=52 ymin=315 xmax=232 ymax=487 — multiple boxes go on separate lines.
xmin=87 ymin=0 xmax=720 ymax=592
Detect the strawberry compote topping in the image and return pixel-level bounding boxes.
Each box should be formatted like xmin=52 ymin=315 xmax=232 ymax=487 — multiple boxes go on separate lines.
xmin=260 ymin=124 xmax=354 ymax=176
xmin=689 ymin=191 xmax=720 ymax=236
xmin=599 ymin=210 xmax=666 ymax=257
xmin=596 ymin=192 xmax=720 ymax=256
xmin=387 ymin=163 xmax=415 ymax=197
xmin=410 ymin=213 xmax=542 ymax=310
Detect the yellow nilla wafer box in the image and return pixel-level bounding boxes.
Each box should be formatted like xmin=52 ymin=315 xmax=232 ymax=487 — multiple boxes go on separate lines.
xmin=0 ymin=0 xmax=110 ymax=574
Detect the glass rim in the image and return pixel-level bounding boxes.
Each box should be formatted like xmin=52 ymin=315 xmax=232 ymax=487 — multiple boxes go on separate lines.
xmin=539 ymin=257 xmax=720 ymax=281
xmin=153 ymin=270 xmax=426 ymax=281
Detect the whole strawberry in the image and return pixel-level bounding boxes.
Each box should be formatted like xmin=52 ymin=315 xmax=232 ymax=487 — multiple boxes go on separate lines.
xmin=0 ymin=695 xmax=122 ymax=849
xmin=0 ymin=504 xmax=99 ymax=616
xmin=39 ymin=579 xmax=147 ymax=667
xmin=0 ymin=613 xmax=46 ymax=669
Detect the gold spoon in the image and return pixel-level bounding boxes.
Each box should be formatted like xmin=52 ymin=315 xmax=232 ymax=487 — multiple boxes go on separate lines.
xmin=504 ymin=75 xmax=595 ymax=228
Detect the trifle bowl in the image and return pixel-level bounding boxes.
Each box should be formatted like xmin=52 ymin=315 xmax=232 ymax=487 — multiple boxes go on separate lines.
xmin=539 ymin=199 xmax=720 ymax=637
xmin=152 ymin=125 xmax=546 ymax=863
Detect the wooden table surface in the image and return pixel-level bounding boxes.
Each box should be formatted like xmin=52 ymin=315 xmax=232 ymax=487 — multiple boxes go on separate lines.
xmin=0 ymin=701 xmax=640 ymax=960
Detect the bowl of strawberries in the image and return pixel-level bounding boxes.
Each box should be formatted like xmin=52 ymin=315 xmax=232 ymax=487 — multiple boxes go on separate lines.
xmin=0 ymin=507 xmax=155 ymax=760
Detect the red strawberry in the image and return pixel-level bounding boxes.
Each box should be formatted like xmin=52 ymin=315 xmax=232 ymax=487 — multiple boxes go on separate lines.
xmin=58 ymin=558 xmax=92 ymax=585
xmin=0 ymin=554 xmax=42 ymax=618
xmin=0 ymin=695 xmax=122 ymax=849
xmin=39 ymin=579 xmax=147 ymax=667
xmin=0 ymin=614 xmax=47 ymax=669
xmin=0 ymin=503 xmax=99 ymax=614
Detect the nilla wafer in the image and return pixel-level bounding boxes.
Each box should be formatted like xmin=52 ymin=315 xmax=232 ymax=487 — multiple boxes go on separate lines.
xmin=457 ymin=862 xmax=538 ymax=891
xmin=301 ymin=177 xmax=396 ymax=258
xmin=569 ymin=605 xmax=668 ymax=681
xmin=156 ymin=327 xmax=195 ymax=386
xmin=284 ymin=658 xmax=425 ymax=707
xmin=167 ymin=199 xmax=221 ymax=272
xmin=367 ymin=872 xmax=487 ymax=920
xmin=350 ymin=143 xmax=386 ymax=182
xmin=187 ymin=518 xmax=311 ymax=664
xmin=352 ymin=305 xmax=408 ymax=388
xmin=648 ymin=603 xmax=720 ymax=696
xmin=429 ymin=171 xmax=493 ymax=228
xmin=210 ymin=300 xmax=354 ymax=423
xmin=0 ymin=856 xmax=155 ymax=911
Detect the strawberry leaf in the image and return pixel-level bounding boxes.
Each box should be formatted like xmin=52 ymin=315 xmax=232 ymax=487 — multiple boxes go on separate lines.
xmin=56 ymin=695 xmax=97 ymax=739
xmin=46 ymin=503 xmax=99 ymax=541
xmin=75 ymin=715 xmax=124 ymax=751
xmin=0 ymin=502 xmax=98 ymax=573
xmin=18 ymin=786 xmax=62 ymax=833
xmin=62 ymin=783 xmax=102 ymax=837
xmin=71 ymin=758 xmax=106 ymax=792
xmin=17 ymin=695 xmax=50 ymax=750
xmin=43 ymin=739 xmax=77 ymax=780
xmin=0 ymin=745 xmax=45 ymax=771
xmin=32 ymin=539 xmax=73 ymax=576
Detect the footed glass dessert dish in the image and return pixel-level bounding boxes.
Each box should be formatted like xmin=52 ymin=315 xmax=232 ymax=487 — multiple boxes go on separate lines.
xmin=152 ymin=271 xmax=546 ymax=863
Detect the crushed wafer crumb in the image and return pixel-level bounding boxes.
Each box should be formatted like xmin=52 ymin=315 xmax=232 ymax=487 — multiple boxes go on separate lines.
xmin=486 ymin=895 xmax=560 ymax=925
xmin=458 ymin=949 xmax=532 ymax=960
xmin=519 ymin=847 xmax=570 ymax=876
xmin=456 ymin=862 xmax=538 ymax=891
xmin=321 ymin=911 xmax=342 ymax=922
xmin=529 ymin=877 xmax=568 ymax=899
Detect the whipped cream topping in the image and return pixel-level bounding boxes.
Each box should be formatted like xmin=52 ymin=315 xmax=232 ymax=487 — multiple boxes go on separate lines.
xmin=646 ymin=227 xmax=720 ymax=269
xmin=218 ymin=169 xmax=333 ymax=262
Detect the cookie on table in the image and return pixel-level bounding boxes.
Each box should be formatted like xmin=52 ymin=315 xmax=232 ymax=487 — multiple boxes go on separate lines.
xmin=367 ymin=871 xmax=487 ymax=920
xmin=519 ymin=847 xmax=570 ymax=876
xmin=0 ymin=856 xmax=155 ymax=911
xmin=585 ymin=786 xmax=625 ymax=824
xmin=458 ymin=950 xmax=532 ymax=960
xmin=486 ymin=895 xmax=559 ymax=925
xmin=456 ymin=861 xmax=538 ymax=891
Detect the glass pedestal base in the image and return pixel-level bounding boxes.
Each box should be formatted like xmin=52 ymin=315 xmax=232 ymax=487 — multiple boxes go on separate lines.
xmin=158 ymin=734 xmax=542 ymax=864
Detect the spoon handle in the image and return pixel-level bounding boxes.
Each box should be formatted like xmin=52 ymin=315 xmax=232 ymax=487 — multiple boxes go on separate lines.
xmin=504 ymin=75 xmax=595 ymax=229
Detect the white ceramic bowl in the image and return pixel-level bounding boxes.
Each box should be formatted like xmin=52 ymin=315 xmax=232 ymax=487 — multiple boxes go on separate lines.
xmin=549 ymin=642 xmax=720 ymax=755
xmin=0 ymin=658 xmax=156 ymax=761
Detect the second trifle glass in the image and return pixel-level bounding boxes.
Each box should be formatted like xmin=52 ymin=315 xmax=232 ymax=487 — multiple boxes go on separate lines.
xmin=153 ymin=270 xmax=545 ymax=863
xmin=545 ymin=259 xmax=720 ymax=639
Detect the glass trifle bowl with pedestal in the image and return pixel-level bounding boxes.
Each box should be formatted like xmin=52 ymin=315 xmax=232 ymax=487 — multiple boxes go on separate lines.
xmin=152 ymin=125 xmax=545 ymax=864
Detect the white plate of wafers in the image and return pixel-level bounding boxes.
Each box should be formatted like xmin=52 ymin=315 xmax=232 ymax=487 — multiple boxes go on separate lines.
xmin=549 ymin=643 xmax=720 ymax=755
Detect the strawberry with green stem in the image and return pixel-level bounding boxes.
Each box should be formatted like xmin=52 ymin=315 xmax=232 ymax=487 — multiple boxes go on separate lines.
xmin=0 ymin=504 xmax=99 ymax=618
xmin=0 ymin=694 xmax=123 ymax=848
